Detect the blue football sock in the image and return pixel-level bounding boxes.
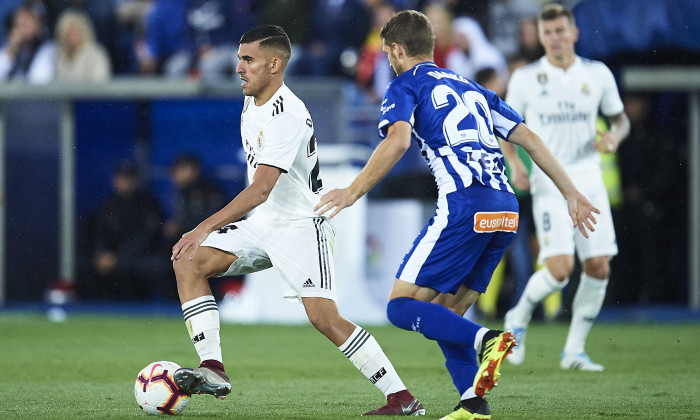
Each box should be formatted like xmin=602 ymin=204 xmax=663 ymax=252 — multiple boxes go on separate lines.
xmin=387 ymin=297 xmax=482 ymax=347
xmin=438 ymin=341 xmax=478 ymax=396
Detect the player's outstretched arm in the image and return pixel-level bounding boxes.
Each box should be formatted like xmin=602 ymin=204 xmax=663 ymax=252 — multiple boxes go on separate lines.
xmin=171 ymin=165 xmax=281 ymax=261
xmin=507 ymin=123 xmax=600 ymax=237
xmin=315 ymin=121 xmax=412 ymax=218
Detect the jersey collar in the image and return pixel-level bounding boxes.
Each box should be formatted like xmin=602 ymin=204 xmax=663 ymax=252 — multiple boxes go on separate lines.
xmin=541 ymin=55 xmax=582 ymax=74
xmin=410 ymin=61 xmax=438 ymax=75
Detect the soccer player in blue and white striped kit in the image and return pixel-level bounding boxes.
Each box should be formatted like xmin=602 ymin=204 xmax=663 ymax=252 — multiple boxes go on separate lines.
xmin=315 ymin=10 xmax=599 ymax=420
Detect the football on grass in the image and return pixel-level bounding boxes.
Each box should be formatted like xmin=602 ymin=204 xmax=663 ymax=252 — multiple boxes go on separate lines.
xmin=135 ymin=361 xmax=191 ymax=415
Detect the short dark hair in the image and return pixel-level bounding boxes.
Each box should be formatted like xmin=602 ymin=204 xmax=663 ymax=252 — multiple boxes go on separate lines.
xmin=240 ymin=25 xmax=291 ymax=65
xmin=380 ymin=10 xmax=434 ymax=58
xmin=539 ymin=3 xmax=576 ymax=27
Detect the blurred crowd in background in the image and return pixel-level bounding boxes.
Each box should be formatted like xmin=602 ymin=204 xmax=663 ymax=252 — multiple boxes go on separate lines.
xmin=1 ymin=0 xmax=699 ymax=312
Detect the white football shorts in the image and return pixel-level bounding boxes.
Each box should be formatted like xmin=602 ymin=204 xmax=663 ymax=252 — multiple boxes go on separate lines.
xmin=200 ymin=215 xmax=337 ymax=301
xmin=532 ymin=183 xmax=617 ymax=264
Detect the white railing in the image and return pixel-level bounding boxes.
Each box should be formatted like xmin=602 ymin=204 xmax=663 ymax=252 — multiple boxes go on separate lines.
xmin=1 ymin=69 xmax=698 ymax=309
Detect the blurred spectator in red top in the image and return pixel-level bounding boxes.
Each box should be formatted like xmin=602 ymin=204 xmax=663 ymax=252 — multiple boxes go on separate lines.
xmin=423 ymin=3 xmax=455 ymax=69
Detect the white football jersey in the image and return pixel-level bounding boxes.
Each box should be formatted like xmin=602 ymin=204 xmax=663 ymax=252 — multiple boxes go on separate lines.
xmin=506 ymin=56 xmax=624 ymax=194
xmin=240 ymin=84 xmax=324 ymax=221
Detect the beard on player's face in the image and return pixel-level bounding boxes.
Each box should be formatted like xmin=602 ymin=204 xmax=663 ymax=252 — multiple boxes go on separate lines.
xmin=383 ymin=44 xmax=404 ymax=75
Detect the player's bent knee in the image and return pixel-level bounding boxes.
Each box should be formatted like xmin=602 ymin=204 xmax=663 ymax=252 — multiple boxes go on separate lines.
xmin=583 ymin=257 xmax=610 ymax=279
xmin=172 ymin=248 xmax=234 ymax=282
xmin=172 ymin=257 xmax=202 ymax=278
xmin=386 ymin=297 xmax=414 ymax=330
xmin=546 ymin=256 xmax=575 ymax=281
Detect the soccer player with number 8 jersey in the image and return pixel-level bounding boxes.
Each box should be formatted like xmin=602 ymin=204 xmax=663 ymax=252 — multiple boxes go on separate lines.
xmin=501 ymin=3 xmax=630 ymax=373
xmin=315 ymin=9 xmax=600 ymax=420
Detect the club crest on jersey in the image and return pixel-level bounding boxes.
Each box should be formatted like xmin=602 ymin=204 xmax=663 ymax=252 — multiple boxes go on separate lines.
xmin=581 ymin=83 xmax=590 ymax=95
xmin=537 ymin=73 xmax=548 ymax=85
xmin=257 ymin=130 xmax=263 ymax=149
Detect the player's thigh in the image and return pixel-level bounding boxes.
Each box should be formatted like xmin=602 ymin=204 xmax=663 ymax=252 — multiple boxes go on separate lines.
xmin=199 ymin=220 xmax=272 ymax=277
xmin=574 ymin=186 xmax=618 ymax=261
xmin=465 ymin=230 xmax=516 ymax=293
xmin=191 ymin=246 xmax=239 ymax=277
xmin=532 ymin=193 xmax=576 ymax=263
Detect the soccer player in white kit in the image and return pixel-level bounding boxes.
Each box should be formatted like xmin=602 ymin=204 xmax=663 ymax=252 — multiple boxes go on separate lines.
xmin=501 ymin=4 xmax=630 ymax=371
xmin=170 ymin=25 xmax=425 ymax=416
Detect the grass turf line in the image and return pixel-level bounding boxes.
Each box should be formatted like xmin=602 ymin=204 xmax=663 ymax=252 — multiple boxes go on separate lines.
xmin=0 ymin=314 xmax=698 ymax=419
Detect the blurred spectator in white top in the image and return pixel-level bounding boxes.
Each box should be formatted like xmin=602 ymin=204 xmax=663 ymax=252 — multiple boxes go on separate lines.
xmin=55 ymin=10 xmax=112 ymax=82
xmin=446 ymin=16 xmax=507 ymax=83
xmin=0 ymin=2 xmax=55 ymax=83
xmin=487 ymin=0 xmax=539 ymax=58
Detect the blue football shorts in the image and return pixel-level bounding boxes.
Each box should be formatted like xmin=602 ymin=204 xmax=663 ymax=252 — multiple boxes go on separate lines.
xmin=396 ymin=182 xmax=519 ymax=294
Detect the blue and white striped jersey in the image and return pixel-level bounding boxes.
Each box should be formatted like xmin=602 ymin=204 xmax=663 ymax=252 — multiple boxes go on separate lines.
xmin=378 ymin=62 xmax=523 ymax=195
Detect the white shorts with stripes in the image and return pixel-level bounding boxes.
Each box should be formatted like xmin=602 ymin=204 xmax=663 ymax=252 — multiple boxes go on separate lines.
xmin=200 ymin=215 xmax=337 ymax=301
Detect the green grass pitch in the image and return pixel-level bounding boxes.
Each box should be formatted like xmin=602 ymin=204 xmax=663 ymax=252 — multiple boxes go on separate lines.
xmin=0 ymin=313 xmax=698 ymax=419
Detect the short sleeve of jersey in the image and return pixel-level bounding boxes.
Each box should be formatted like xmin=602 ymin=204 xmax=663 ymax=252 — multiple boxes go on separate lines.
xmin=257 ymin=112 xmax=305 ymax=172
xmin=505 ymin=69 xmax=527 ymax=116
xmin=598 ymin=64 xmax=624 ymax=117
xmin=377 ymin=78 xmax=416 ymax=139
xmin=478 ymin=83 xmax=524 ymax=141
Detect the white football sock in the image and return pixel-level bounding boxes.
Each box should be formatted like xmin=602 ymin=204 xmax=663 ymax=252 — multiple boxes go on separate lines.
xmin=339 ymin=326 xmax=406 ymax=396
xmin=474 ymin=327 xmax=488 ymax=353
xmin=511 ymin=267 xmax=568 ymax=326
xmin=564 ymin=273 xmax=608 ymax=355
xmin=182 ymin=295 xmax=222 ymax=364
